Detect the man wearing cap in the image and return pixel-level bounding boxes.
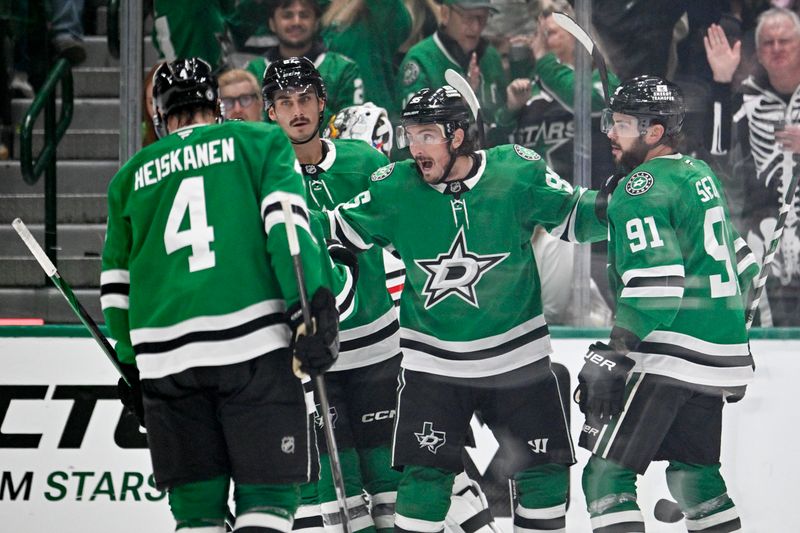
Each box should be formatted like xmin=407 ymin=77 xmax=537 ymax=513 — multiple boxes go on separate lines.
xmin=397 ymin=0 xmax=507 ymax=146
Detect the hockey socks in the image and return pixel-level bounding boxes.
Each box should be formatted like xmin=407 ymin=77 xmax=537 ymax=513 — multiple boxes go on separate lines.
xmin=170 ymin=476 xmax=230 ymax=531
xmin=359 ymin=446 xmax=401 ymax=532
xmin=395 ymin=465 xmax=456 ymax=533
xmin=582 ymin=456 xmax=644 ymax=532
xmin=512 ymin=464 xmax=569 ymax=533
xmin=318 ymin=449 xmax=375 ymax=533
xmin=446 ymin=471 xmax=498 ymax=533
xmin=293 ymin=483 xmax=324 ymax=533
xmin=233 ymin=483 xmax=299 ymax=532
xmin=666 ymin=462 xmax=741 ymax=532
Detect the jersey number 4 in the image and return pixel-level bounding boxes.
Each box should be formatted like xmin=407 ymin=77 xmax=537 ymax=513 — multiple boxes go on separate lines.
xmin=625 ymin=206 xmax=737 ymax=298
xmin=164 ymin=176 xmax=216 ymax=272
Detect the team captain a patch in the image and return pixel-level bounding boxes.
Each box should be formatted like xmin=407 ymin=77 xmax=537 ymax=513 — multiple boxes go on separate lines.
xmin=625 ymin=171 xmax=654 ymax=196
xmin=514 ymin=144 xmax=541 ymax=161
xmin=371 ymin=163 xmax=395 ymax=181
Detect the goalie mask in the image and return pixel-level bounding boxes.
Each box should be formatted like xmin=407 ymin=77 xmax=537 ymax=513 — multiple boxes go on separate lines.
xmin=601 ymin=75 xmax=684 ymax=138
xmin=325 ymin=103 xmax=394 ymax=157
xmin=152 ymin=57 xmax=222 ymax=138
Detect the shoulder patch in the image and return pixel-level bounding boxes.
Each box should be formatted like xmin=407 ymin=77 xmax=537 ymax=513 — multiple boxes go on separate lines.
xmin=513 ymin=144 xmax=541 ymax=161
xmin=402 ymin=61 xmax=420 ymax=86
xmin=625 ymin=171 xmax=654 ymax=196
xmin=371 ymin=163 xmax=395 ymax=181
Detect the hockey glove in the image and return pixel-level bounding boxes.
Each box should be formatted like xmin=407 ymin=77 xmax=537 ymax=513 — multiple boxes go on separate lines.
xmin=574 ymin=342 xmax=634 ymax=419
xmin=326 ymin=238 xmax=359 ymax=285
xmin=117 ymin=363 xmax=145 ymax=428
xmin=289 ymin=287 xmax=340 ymax=377
xmin=595 ymin=173 xmax=626 ymax=224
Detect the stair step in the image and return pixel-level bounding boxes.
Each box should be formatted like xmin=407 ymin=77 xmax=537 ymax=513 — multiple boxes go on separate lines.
xmin=0 ymin=193 xmax=107 ymax=224
xmin=0 ymin=223 xmax=106 ymax=256
xmin=0 ymin=287 xmax=102 ymax=323
xmin=13 ymin=98 xmax=123 ymax=130
xmin=0 ymin=257 xmax=101 ymax=287
xmin=0 ymin=160 xmax=118 ymax=194
xmin=13 ymin=130 xmax=119 ymax=160
xmin=70 ymin=68 xmax=121 ymax=98
xmin=83 ymin=35 xmax=159 ymax=68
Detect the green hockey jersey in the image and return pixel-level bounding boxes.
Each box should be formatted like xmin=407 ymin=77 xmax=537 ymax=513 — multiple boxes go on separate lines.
xmin=329 ymin=144 xmax=606 ymax=378
xmin=246 ymin=45 xmax=364 ymax=129
xmin=397 ymin=31 xmax=507 ymax=138
xmin=301 ymin=138 xmax=398 ymax=371
xmin=607 ymin=154 xmax=759 ymax=389
xmin=101 ymin=121 xmax=338 ymax=379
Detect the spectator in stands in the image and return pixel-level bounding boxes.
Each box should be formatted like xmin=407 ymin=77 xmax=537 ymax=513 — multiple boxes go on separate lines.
xmin=397 ymin=0 xmax=507 ymax=146
xmin=397 ymin=0 xmax=441 ymax=60
xmin=142 ymin=61 xmax=165 ymax=147
xmin=705 ymin=7 xmax=800 ymax=326
xmin=322 ymin=0 xmax=412 ymax=120
xmin=152 ymin=0 xmax=234 ymax=70
xmin=51 ymin=0 xmax=86 ymax=65
xmin=500 ymin=2 xmax=617 ymax=324
xmin=246 ymin=0 xmax=364 ymax=128
xmin=219 ymin=69 xmax=264 ymax=122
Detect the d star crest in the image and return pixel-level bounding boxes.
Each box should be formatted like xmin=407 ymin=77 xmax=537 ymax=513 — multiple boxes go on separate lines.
xmin=415 ymin=422 xmax=446 ymax=454
xmin=415 ymin=227 xmax=509 ymax=309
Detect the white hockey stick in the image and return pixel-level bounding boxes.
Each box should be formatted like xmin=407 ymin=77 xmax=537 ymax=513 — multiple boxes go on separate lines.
xmin=280 ymin=200 xmax=351 ymax=533
xmin=445 ymin=68 xmax=486 ymax=148
xmin=12 ymin=218 xmax=130 ymax=385
xmin=552 ymin=12 xmax=611 ymax=107
xmin=745 ymin=153 xmax=799 ymax=328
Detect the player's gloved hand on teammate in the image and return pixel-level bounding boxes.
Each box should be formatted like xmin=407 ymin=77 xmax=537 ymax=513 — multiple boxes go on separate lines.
xmin=595 ymin=173 xmax=626 ymax=223
xmin=574 ymin=342 xmax=635 ymax=419
xmin=326 ymin=238 xmax=359 ymax=284
xmin=289 ymin=287 xmax=340 ymax=376
xmin=117 ymin=362 xmax=145 ymax=427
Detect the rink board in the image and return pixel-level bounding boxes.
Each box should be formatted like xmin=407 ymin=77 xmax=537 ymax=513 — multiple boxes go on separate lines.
xmin=0 ymin=327 xmax=797 ymax=532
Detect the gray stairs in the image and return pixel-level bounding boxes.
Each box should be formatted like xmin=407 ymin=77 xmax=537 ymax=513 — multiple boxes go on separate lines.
xmin=1 ymin=27 xmax=157 ymax=323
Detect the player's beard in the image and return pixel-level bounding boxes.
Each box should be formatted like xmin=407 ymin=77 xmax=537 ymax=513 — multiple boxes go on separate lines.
xmin=616 ymin=136 xmax=650 ymax=174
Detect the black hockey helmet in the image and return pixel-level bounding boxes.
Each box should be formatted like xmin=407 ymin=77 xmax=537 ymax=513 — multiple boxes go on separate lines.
xmin=152 ymin=58 xmax=220 ymax=138
xmin=261 ymin=56 xmax=327 ymax=110
xmin=602 ymin=75 xmax=685 ymax=137
xmin=397 ymin=86 xmax=471 ymax=148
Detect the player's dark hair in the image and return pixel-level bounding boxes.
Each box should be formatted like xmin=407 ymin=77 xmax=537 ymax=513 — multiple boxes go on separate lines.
xmin=269 ymin=0 xmax=322 ymax=19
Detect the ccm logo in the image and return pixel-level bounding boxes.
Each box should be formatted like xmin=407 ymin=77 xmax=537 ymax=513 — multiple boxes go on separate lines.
xmin=361 ymin=410 xmax=395 ymax=423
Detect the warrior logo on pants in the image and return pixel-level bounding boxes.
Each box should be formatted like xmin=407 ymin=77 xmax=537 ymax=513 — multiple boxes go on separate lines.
xmin=415 ymin=422 xmax=446 ymax=453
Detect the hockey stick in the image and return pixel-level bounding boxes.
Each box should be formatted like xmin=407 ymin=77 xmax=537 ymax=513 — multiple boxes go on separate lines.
xmin=745 ymin=153 xmax=800 ymax=328
xmin=280 ymin=200 xmax=351 ymax=533
xmin=445 ymin=68 xmax=486 ymax=148
xmin=12 ymin=218 xmax=130 ymax=385
xmin=552 ymin=12 xmax=611 ymax=107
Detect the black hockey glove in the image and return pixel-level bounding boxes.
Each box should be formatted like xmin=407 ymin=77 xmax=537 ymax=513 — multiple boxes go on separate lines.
xmin=574 ymin=342 xmax=635 ymax=419
xmin=595 ymin=173 xmax=626 ymax=224
xmin=326 ymin=238 xmax=359 ymax=285
xmin=117 ymin=363 xmax=145 ymax=428
xmin=289 ymin=287 xmax=340 ymax=376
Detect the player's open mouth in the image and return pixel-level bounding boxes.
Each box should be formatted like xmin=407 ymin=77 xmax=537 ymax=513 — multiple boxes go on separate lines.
xmin=417 ymin=159 xmax=434 ymax=171
xmin=291 ymin=118 xmax=310 ymax=127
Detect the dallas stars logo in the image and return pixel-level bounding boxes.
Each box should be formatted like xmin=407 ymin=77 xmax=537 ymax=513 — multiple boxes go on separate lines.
xmin=415 ymin=422 xmax=446 ymax=454
xmin=625 ymin=171 xmax=654 ymax=196
xmin=415 ymin=227 xmax=509 ymax=309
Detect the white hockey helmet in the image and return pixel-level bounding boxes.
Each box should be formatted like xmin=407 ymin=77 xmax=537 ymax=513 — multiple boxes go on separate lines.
xmin=324 ymin=102 xmax=394 ymax=157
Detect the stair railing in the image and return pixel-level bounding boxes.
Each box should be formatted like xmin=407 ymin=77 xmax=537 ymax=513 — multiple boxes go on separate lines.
xmin=19 ymin=57 xmax=74 ymax=269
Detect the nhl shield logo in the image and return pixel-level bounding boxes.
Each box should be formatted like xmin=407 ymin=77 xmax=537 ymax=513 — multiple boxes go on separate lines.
xmin=514 ymin=144 xmax=541 ymax=161
xmin=625 ymin=171 xmax=654 ymax=196
xmin=304 ymin=164 xmax=318 ymax=175
xmin=415 ymin=422 xmax=446 ymax=454
xmin=281 ymin=436 xmax=295 ymax=454
xmin=371 ymin=163 xmax=395 ymax=182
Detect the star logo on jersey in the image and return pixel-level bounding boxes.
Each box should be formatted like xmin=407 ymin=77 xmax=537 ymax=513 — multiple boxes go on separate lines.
xmin=513 ymin=144 xmax=542 ymax=161
xmin=314 ymin=406 xmax=338 ymax=429
xmin=415 ymin=227 xmax=509 ymax=309
xmin=371 ymin=163 xmax=395 ymax=181
xmin=625 ymin=171 xmax=654 ymax=196
xmin=415 ymin=422 xmax=446 ymax=454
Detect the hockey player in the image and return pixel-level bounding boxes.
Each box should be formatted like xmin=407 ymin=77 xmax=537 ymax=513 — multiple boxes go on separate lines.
xmin=101 ymin=58 xmax=343 ymax=533
xmin=327 ymin=85 xmax=609 ymax=533
xmin=576 ymin=75 xmax=759 ymax=532
xmin=263 ymin=56 xmax=402 ymax=533
xmin=246 ymin=0 xmax=363 ymax=129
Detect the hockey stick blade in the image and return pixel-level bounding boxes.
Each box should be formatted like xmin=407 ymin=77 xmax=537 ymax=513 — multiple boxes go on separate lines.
xmin=11 ymin=218 xmax=130 ymax=385
xmin=444 ymin=68 xmax=486 ymax=148
xmin=552 ymin=12 xmax=611 ymax=107
xmin=279 ymin=200 xmax=351 ymax=533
